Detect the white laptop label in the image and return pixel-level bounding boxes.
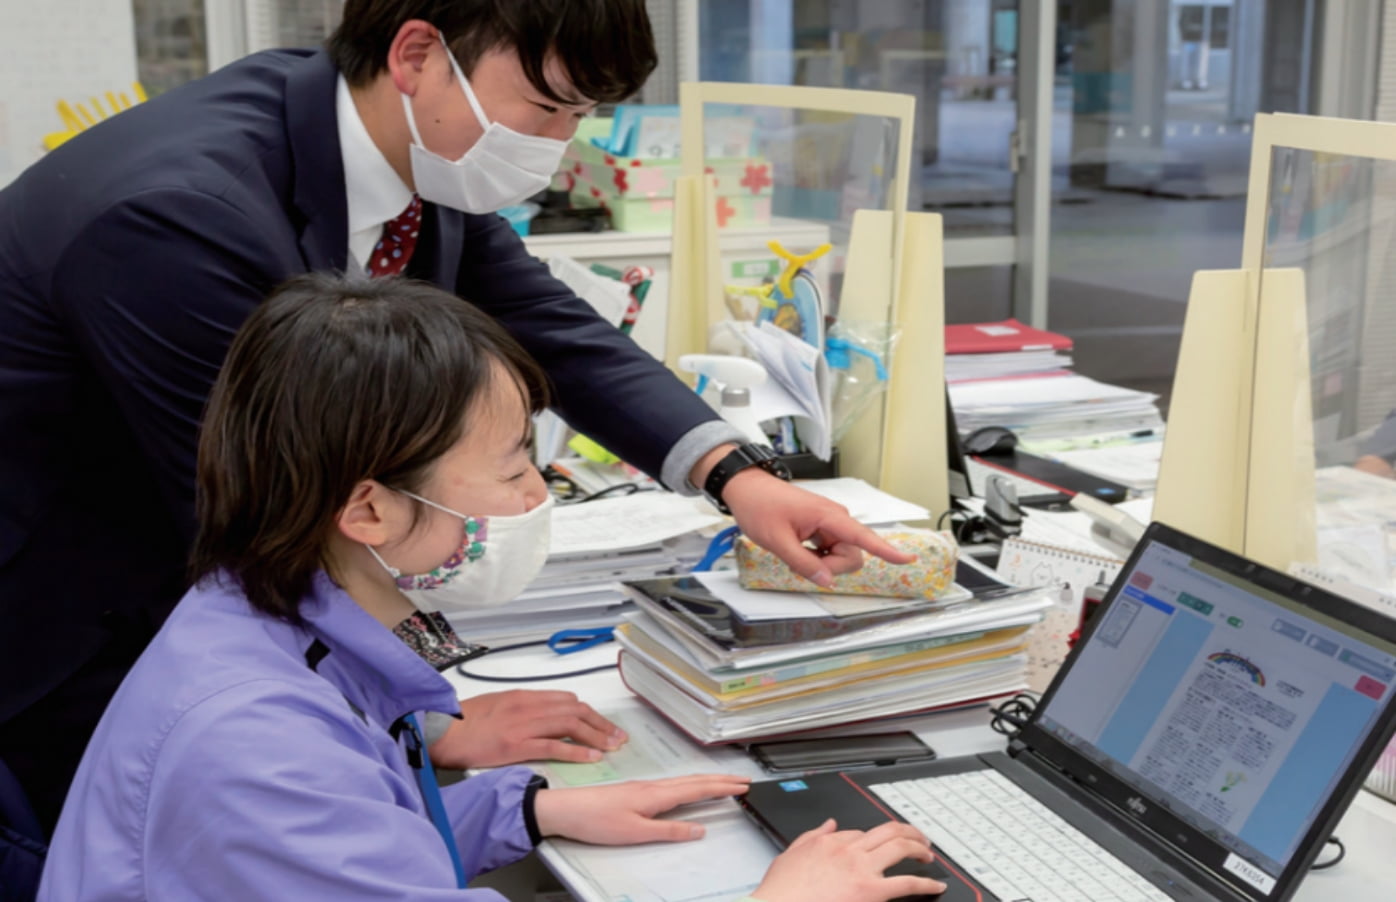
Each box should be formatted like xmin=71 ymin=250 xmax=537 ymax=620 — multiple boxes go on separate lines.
xmin=1223 ymin=853 xmax=1276 ymax=894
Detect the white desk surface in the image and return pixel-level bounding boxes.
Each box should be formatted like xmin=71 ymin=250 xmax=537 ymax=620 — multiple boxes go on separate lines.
xmin=448 ymin=644 xmax=1396 ymax=902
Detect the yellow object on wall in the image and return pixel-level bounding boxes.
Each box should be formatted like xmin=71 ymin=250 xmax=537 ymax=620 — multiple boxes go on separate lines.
xmin=43 ymin=82 xmax=146 ymax=150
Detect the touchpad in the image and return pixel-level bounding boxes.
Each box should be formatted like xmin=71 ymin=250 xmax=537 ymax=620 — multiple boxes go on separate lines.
xmin=887 ymin=855 xmax=977 ymax=901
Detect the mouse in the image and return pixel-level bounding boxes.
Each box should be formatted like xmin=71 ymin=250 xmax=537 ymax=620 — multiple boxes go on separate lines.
xmin=963 ymin=425 xmax=1018 ymax=456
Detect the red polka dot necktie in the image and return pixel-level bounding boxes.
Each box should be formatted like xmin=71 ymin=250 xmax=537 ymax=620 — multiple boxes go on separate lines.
xmin=367 ymin=194 xmax=423 ymax=278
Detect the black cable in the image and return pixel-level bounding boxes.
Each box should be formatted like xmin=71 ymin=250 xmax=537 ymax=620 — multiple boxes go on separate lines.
xmin=580 ymin=482 xmax=653 ymax=503
xmin=989 ymin=692 xmax=1039 ymax=738
xmin=541 ymin=465 xmax=585 ymax=504
xmin=1310 ymin=836 xmax=1345 ymax=870
xmin=454 ymin=638 xmax=618 ymax=683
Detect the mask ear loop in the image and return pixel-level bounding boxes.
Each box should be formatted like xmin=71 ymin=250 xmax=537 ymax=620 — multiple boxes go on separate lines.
xmin=365 ymin=543 xmax=403 ymax=579
xmin=400 ymin=92 xmax=430 ymax=149
xmin=398 ymin=32 xmax=492 ymax=151
xmin=437 ymin=32 xmax=491 ymax=129
xmin=364 ymin=490 xmax=488 ymax=581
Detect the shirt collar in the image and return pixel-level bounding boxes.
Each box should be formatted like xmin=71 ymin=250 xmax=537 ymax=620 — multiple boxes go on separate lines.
xmin=298 ymin=571 xmax=461 ymax=726
xmin=336 ymin=74 xmax=414 ymax=270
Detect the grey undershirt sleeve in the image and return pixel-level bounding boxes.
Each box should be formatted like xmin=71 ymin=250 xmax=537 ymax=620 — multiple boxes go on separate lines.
xmin=660 ymin=420 xmax=747 ymax=494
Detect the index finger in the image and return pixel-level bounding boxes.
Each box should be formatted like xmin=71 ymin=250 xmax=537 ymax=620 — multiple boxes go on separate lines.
xmin=855 ymin=820 xmax=931 ymax=851
xmin=648 ymin=775 xmax=753 ymax=809
xmin=814 ymin=515 xmax=915 ymax=565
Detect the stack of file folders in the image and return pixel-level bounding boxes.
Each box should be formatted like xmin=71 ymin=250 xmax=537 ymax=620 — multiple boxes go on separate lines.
xmin=614 ymin=564 xmax=1053 ymax=744
xmin=944 ymin=319 xmax=1075 ymax=383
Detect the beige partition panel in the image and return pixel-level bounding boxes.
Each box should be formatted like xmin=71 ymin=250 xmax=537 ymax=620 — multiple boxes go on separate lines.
xmin=835 ymin=210 xmax=947 ymax=516
xmin=1246 ymin=268 xmax=1317 ymax=570
xmin=881 ymin=211 xmax=948 ymax=517
xmin=1153 ymin=269 xmax=1251 ymax=550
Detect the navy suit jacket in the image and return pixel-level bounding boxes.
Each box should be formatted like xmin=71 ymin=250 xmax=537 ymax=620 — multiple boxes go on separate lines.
xmin=0 ymin=51 xmax=718 ymax=729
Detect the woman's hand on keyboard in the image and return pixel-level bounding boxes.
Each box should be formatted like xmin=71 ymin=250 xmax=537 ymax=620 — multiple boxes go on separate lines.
xmin=751 ymin=819 xmax=947 ymax=902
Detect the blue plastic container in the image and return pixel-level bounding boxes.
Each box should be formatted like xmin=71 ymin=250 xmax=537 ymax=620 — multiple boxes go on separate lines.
xmin=498 ymin=202 xmax=540 ymax=236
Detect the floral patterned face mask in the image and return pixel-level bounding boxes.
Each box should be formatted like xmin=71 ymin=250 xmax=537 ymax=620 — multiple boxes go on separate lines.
xmin=366 ymin=493 xmax=554 ymax=613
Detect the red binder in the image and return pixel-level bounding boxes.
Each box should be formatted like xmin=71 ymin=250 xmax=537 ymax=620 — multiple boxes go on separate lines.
xmin=944 ymin=319 xmax=1072 ymax=354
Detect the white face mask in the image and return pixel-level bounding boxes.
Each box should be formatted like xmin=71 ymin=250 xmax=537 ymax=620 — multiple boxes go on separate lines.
xmin=367 ymin=492 xmax=554 ymax=613
xmin=400 ymin=35 xmax=569 ymax=214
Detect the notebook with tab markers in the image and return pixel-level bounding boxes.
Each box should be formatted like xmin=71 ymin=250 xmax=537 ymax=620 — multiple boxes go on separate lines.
xmin=739 ymin=522 xmax=1396 ymax=902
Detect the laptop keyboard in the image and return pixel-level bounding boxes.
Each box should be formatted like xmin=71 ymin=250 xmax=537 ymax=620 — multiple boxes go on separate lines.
xmin=869 ymin=770 xmax=1172 ymax=902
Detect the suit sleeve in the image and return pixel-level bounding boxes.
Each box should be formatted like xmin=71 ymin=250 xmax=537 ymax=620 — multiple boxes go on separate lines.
xmin=453 ymin=214 xmax=729 ymax=483
xmin=49 ymin=188 xmax=296 ymax=540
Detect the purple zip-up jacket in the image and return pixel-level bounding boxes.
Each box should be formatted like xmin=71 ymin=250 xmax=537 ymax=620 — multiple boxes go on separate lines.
xmin=38 ymin=571 xmax=536 ymax=900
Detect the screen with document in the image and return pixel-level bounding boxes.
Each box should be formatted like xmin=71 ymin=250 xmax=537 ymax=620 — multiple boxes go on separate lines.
xmin=1036 ymin=539 xmax=1396 ymax=887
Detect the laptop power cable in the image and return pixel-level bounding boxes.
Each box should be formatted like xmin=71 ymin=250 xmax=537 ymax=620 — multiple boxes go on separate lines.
xmin=989 ymin=692 xmax=1038 ymax=741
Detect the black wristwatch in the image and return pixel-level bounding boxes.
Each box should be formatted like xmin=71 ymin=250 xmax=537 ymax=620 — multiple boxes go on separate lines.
xmin=702 ymin=443 xmax=792 ymax=514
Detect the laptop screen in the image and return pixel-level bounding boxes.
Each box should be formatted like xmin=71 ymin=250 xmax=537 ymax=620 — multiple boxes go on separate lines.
xmin=1034 ymin=537 xmax=1396 ymax=892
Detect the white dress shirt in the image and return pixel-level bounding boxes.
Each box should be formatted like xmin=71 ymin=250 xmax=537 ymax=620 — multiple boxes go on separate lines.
xmin=336 ymin=75 xmax=415 ymax=274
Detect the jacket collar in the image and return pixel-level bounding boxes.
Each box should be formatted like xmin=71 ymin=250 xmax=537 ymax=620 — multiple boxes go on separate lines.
xmin=284 ymin=51 xmax=350 ymax=273
xmin=297 ymin=571 xmax=461 ymax=727
xmin=285 ymin=49 xmax=465 ymax=289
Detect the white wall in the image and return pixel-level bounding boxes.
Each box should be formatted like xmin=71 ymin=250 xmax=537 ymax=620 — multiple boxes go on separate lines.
xmin=0 ymin=0 xmax=138 ymax=187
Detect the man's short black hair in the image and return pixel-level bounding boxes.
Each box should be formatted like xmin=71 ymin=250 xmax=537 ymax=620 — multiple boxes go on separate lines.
xmin=328 ymin=0 xmax=657 ymax=104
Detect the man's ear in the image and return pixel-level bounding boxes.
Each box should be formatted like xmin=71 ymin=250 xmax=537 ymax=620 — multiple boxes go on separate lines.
xmin=337 ymin=480 xmax=407 ymax=546
xmin=386 ymin=19 xmax=441 ymax=96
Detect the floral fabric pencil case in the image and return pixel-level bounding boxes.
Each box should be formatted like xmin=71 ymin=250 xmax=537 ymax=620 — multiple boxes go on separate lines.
xmin=734 ymin=528 xmax=959 ymax=600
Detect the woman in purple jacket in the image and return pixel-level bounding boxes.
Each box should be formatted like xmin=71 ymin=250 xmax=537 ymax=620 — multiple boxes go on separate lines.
xmin=37 ymin=274 xmax=942 ymax=902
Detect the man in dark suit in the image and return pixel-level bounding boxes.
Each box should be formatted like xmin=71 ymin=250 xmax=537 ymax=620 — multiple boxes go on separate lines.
xmin=0 ymin=0 xmax=908 ymax=857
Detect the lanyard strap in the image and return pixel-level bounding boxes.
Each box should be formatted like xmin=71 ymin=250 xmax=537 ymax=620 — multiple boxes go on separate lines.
xmin=399 ymin=713 xmax=467 ymax=889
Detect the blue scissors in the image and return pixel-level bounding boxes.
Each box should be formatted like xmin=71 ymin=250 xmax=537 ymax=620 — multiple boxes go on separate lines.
xmin=546 ymin=626 xmax=616 ymax=655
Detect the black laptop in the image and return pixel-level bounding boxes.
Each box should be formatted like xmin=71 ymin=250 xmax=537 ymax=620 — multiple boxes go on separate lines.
xmin=740 ymin=522 xmax=1396 ymax=902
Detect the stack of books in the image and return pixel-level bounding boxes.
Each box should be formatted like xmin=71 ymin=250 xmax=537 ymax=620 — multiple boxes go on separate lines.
xmin=614 ymin=566 xmax=1053 ymax=744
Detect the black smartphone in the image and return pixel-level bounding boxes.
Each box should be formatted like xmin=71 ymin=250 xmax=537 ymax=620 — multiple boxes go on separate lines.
xmin=748 ymin=732 xmax=936 ymax=775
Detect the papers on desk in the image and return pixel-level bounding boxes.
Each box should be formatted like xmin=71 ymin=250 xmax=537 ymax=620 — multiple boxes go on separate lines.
xmin=794 ymin=476 xmax=930 ymax=524
xmin=1313 ymin=466 xmax=1396 ymax=594
xmin=1039 ymin=439 xmax=1165 ymax=492
xmin=949 ymin=371 xmax=1163 ymax=443
xmin=548 ymin=492 xmax=724 ymax=556
xmin=546 ymin=255 xmax=632 ymax=328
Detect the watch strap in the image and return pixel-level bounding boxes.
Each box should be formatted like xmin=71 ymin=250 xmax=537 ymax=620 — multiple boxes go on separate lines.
xmin=703 ymin=444 xmax=791 ymax=514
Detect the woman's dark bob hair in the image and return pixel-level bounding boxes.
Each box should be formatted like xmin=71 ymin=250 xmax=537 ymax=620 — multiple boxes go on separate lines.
xmin=191 ymin=272 xmax=547 ymax=619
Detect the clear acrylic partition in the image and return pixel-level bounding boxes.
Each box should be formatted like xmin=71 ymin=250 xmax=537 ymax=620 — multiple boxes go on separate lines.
xmin=1258 ymin=148 xmax=1396 ymax=593
xmin=698 ymin=100 xmax=905 ymax=322
xmin=697 ymin=0 xmax=1022 ymax=239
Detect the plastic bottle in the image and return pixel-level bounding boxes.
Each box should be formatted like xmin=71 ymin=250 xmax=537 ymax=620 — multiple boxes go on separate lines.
xmin=677 ymin=354 xmax=770 ymax=444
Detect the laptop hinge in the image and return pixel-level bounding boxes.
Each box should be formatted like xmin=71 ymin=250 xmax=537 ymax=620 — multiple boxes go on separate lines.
xmin=1006 ymin=737 xmax=1030 ymax=759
